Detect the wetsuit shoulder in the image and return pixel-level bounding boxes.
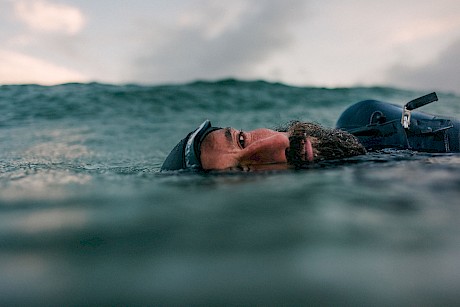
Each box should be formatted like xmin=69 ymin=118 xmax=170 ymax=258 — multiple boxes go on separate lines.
xmin=336 ymin=100 xmax=406 ymax=130
xmin=336 ymin=100 xmax=460 ymax=152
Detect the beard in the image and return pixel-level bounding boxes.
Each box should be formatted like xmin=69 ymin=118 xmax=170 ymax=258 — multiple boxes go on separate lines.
xmin=278 ymin=121 xmax=366 ymax=167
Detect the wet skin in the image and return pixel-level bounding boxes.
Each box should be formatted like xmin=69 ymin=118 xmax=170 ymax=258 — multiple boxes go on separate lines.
xmin=200 ymin=127 xmax=314 ymax=171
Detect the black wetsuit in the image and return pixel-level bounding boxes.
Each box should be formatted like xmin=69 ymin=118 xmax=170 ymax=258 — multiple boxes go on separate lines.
xmin=336 ymin=99 xmax=460 ymax=153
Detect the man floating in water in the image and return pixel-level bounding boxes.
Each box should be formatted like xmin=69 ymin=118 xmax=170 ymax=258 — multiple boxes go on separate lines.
xmin=161 ymin=93 xmax=460 ymax=171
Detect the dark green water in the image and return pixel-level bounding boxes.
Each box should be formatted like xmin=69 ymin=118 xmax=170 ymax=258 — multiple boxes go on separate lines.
xmin=1 ymin=80 xmax=460 ymax=305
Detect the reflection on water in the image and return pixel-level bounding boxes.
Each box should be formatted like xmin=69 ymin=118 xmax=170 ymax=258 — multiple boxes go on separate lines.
xmin=6 ymin=208 xmax=88 ymax=233
xmin=1 ymin=127 xmax=92 ymax=201
xmin=1 ymin=169 xmax=92 ymax=201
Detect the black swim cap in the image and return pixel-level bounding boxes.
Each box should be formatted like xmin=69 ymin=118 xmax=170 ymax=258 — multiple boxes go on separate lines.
xmin=161 ymin=120 xmax=221 ymax=171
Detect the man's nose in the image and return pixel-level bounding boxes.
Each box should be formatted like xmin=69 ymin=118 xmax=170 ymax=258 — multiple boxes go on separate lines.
xmin=242 ymin=133 xmax=290 ymax=164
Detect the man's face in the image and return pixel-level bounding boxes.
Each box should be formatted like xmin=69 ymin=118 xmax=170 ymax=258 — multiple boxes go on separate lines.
xmin=200 ymin=121 xmax=366 ymax=171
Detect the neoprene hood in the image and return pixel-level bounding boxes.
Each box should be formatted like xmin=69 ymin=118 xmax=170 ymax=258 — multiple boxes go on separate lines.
xmin=161 ymin=120 xmax=221 ymax=171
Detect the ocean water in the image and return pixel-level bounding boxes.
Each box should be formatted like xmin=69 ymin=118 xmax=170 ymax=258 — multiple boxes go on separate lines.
xmin=1 ymin=79 xmax=460 ymax=305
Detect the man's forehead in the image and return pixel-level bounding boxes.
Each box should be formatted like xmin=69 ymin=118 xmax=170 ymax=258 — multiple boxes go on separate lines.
xmin=201 ymin=127 xmax=235 ymax=149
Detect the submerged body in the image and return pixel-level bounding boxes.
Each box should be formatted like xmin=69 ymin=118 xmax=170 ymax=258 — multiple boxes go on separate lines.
xmin=161 ymin=93 xmax=460 ymax=171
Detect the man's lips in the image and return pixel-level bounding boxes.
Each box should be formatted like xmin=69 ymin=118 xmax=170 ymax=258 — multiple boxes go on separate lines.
xmin=304 ymin=138 xmax=314 ymax=162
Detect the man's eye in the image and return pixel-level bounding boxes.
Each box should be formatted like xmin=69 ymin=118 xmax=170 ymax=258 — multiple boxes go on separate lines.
xmin=238 ymin=131 xmax=245 ymax=148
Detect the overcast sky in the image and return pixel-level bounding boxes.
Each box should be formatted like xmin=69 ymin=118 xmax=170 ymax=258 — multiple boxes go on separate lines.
xmin=1 ymin=0 xmax=460 ymax=93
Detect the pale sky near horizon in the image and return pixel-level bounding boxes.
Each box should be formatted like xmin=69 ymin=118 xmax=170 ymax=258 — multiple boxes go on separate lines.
xmin=1 ymin=0 xmax=460 ymax=93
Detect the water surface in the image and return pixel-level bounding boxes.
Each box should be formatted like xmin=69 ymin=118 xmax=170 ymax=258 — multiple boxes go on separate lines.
xmin=1 ymin=80 xmax=460 ymax=305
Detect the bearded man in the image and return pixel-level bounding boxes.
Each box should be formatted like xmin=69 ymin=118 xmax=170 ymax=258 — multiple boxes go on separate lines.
xmin=161 ymin=93 xmax=460 ymax=171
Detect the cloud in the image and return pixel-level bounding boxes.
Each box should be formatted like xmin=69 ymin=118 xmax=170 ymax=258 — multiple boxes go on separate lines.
xmin=0 ymin=50 xmax=89 ymax=85
xmin=177 ymin=1 xmax=250 ymax=40
xmin=131 ymin=0 xmax=308 ymax=84
xmin=385 ymin=37 xmax=460 ymax=93
xmin=14 ymin=0 xmax=85 ymax=35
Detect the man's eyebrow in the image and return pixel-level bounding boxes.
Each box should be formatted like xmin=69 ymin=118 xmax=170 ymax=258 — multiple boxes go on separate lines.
xmin=224 ymin=127 xmax=233 ymax=144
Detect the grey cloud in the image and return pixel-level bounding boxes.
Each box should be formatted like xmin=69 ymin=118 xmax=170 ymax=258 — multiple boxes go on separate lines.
xmin=131 ymin=0 xmax=308 ymax=84
xmin=385 ymin=38 xmax=460 ymax=93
